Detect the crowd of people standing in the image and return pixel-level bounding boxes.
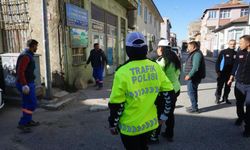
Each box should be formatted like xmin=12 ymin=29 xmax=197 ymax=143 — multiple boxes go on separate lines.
xmin=108 ymin=32 xmax=250 ymax=150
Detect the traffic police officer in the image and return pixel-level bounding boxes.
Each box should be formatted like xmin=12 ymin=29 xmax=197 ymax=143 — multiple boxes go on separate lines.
xmin=108 ymin=32 xmax=174 ymax=149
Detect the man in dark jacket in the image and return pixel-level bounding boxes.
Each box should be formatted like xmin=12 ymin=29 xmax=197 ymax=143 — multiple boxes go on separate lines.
xmin=228 ymin=35 xmax=250 ymax=137
xmin=215 ymin=40 xmax=236 ymax=104
xmin=184 ymin=41 xmax=206 ymax=113
xmin=86 ymin=43 xmax=107 ymax=90
xmin=16 ymin=39 xmax=40 ymax=133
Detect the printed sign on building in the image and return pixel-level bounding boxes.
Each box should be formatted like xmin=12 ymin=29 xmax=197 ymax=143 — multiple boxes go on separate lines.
xmin=70 ymin=28 xmax=88 ymax=48
xmin=66 ymin=3 xmax=88 ymax=29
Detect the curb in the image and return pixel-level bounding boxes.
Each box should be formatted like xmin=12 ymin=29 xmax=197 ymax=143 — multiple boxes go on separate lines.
xmin=40 ymin=93 xmax=78 ymax=110
xmin=180 ymin=82 xmax=235 ymax=93
xmin=81 ymin=98 xmax=109 ymax=112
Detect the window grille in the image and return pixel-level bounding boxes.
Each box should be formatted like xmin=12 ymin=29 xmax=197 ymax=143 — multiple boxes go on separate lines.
xmin=72 ymin=47 xmax=86 ymax=65
xmin=0 ymin=0 xmax=30 ymax=53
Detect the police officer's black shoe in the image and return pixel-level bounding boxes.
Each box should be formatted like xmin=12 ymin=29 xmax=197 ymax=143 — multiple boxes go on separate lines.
xmin=148 ymin=130 xmax=160 ymax=144
xmin=161 ymin=132 xmax=174 ymax=142
xmin=225 ymin=100 xmax=231 ymax=104
xmin=148 ymin=136 xmax=159 ymax=144
xmin=17 ymin=125 xmax=32 ymax=133
xmin=96 ymin=87 xmax=103 ymax=90
xmin=215 ymin=96 xmax=220 ymax=104
xmin=215 ymin=99 xmax=220 ymax=104
xmin=234 ymin=118 xmax=243 ymax=126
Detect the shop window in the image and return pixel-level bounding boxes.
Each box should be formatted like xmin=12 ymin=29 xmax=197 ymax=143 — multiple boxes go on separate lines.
xmin=106 ymin=12 xmax=117 ymax=27
xmin=70 ymin=0 xmax=84 ymax=7
xmin=91 ymin=3 xmax=105 ymax=23
xmin=72 ymin=48 xmax=86 ymax=65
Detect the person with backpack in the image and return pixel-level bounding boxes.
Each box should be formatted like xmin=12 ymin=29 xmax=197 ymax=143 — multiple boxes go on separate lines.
xmin=149 ymin=39 xmax=180 ymax=143
xmin=108 ymin=32 xmax=174 ymax=150
xmin=184 ymin=41 xmax=206 ymax=113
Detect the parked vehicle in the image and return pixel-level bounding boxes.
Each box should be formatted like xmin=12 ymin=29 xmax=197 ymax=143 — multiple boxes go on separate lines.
xmin=172 ymin=46 xmax=182 ymax=60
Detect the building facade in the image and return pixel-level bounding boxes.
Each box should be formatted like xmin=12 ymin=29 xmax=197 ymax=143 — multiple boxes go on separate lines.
xmin=213 ymin=16 xmax=250 ymax=51
xmin=0 ymin=0 xmax=136 ymax=90
xmin=160 ymin=17 xmax=172 ymax=41
xmin=200 ymin=0 xmax=249 ymax=55
xmin=170 ymin=32 xmax=177 ymax=47
xmin=188 ymin=20 xmax=201 ymax=42
xmin=133 ymin=0 xmax=163 ymax=52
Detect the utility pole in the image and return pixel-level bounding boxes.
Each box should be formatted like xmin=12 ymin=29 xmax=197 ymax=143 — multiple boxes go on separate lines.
xmin=42 ymin=0 xmax=52 ymax=99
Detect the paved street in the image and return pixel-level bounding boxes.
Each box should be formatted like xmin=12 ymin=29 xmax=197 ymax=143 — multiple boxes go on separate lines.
xmin=0 ymin=57 xmax=249 ymax=150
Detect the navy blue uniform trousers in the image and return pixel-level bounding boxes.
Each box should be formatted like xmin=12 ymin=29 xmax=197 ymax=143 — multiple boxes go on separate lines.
xmin=16 ymin=82 xmax=37 ymax=125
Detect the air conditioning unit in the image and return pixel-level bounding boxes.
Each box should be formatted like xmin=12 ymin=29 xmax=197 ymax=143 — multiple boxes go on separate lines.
xmin=127 ymin=10 xmax=137 ymax=30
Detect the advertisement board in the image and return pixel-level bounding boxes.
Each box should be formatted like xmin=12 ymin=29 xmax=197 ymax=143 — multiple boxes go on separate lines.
xmin=70 ymin=28 xmax=88 ymax=48
xmin=66 ymin=3 xmax=88 ymax=29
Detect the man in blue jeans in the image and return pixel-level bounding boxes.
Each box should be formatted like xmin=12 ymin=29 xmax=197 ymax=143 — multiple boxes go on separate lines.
xmin=184 ymin=41 xmax=206 ymax=113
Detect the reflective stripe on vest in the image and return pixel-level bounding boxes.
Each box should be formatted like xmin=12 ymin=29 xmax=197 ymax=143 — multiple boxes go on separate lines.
xmin=119 ymin=118 xmax=158 ymax=133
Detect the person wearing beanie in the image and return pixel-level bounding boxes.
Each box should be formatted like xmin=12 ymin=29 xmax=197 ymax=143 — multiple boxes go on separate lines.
xmin=108 ymin=32 xmax=174 ymax=149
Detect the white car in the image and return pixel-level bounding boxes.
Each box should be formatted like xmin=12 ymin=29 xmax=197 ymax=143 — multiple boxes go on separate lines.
xmin=0 ymin=89 xmax=4 ymax=109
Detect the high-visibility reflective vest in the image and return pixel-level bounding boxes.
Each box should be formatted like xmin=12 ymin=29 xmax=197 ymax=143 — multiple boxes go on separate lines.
xmin=109 ymin=59 xmax=173 ymax=136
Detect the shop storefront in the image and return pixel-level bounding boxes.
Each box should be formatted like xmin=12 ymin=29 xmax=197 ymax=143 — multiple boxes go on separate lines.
xmin=91 ymin=3 xmax=118 ymax=74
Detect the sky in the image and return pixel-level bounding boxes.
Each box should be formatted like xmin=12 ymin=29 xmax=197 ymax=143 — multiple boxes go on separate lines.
xmin=154 ymin=0 xmax=250 ymax=43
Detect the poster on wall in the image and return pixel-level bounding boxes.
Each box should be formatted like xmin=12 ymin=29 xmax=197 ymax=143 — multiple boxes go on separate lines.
xmin=70 ymin=28 xmax=88 ymax=48
xmin=107 ymin=47 xmax=113 ymax=65
xmin=66 ymin=3 xmax=88 ymax=30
